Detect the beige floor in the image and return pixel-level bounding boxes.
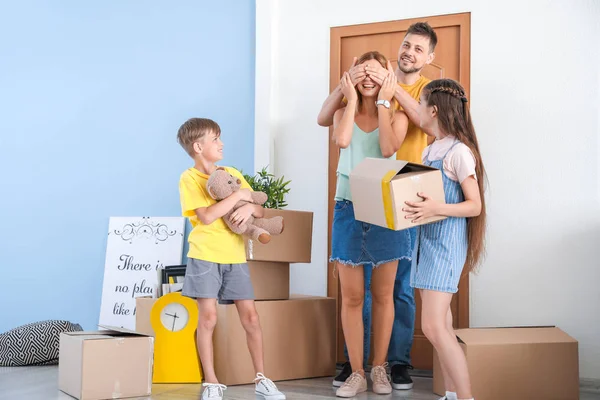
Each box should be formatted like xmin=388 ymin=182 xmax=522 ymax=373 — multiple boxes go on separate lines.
xmin=0 ymin=365 xmax=434 ymax=400
xmin=1 ymin=365 xmax=599 ymax=400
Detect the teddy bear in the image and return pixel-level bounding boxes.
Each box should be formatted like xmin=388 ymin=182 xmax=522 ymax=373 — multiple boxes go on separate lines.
xmin=206 ymin=168 xmax=284 ymax=244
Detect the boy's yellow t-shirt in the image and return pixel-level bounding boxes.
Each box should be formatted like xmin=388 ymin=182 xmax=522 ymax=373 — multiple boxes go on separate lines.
xmin=395 ymin=75 xmax=431 ymax=164
xmin=179 ymin=166 xmax=252 ymax=264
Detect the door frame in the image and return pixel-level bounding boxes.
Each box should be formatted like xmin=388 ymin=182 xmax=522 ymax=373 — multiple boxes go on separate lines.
xmin=326 ymin=12 xmax=472 ymax=364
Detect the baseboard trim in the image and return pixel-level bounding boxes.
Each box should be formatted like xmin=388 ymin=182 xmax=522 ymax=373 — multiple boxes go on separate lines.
xmin=580 ymin=378 xmax=600 ymax=394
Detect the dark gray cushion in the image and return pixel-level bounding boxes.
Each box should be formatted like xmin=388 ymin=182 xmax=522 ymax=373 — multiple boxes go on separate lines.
xmin=0 ymin=320 xmax=83 ymax=366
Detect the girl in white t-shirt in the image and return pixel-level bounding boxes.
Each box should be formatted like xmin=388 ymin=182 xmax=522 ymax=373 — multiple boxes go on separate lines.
xmin=402 ymin=79 xmax=487 ymax=400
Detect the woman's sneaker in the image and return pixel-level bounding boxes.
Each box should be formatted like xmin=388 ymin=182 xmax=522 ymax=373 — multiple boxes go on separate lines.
xmin=335 ymin=371 xmax=367 ymax=398
xmin=332 ymin=361 xmax=352 ymax=387
xmin=254 ymin=373 xmax=286 ymax=400
xmin=201 ymin=383 xmax=227 ymax=400
xmin=370 ymin=363 xmax=392 ymax=394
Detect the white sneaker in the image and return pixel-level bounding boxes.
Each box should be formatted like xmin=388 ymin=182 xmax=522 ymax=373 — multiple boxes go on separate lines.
xmin=254 ymin=373 xmax=286 ymax=399
xmin=201 ymin=382 xmax=227 ymax=400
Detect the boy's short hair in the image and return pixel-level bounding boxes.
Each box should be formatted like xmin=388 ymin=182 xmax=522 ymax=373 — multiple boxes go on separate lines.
xmin=177 ymin=118 xmax=221 ymax=157
xmin=406 ymin=22 xmax=438 ymax=53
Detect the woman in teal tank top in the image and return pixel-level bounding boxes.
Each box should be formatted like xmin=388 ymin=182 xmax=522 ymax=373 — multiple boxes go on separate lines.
xmin=329 ymin=51 xmax=410 ymax=397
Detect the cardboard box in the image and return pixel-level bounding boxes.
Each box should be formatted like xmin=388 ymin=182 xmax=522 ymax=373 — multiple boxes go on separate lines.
xmin=246 ymin=209 xmax=313 ymax=263
xmin=214 ymin=296 xmax=336 ymax=385
xmin=350 ymin=157 xmax=446 ymax=230
xmin=248 ymin=261 xmax=290 ymax=300
xmin=58 ymin=327 xmax=153 ymax=400
xmin=433 ymin=327 xmax=579 ymax=400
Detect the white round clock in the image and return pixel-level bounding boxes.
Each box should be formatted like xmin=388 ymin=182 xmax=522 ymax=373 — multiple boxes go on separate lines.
xmin=159 ymin=301 xmax=189 ymax=332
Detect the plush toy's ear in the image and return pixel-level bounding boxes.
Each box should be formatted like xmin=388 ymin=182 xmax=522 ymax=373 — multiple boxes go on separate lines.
xmin=216 ymin=167 xmax=226 ymax=171
xmin=207 ymin=185 xmax=218 ymax=200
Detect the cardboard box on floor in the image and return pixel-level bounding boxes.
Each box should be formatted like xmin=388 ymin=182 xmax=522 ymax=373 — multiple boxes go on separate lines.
xmin=245 ymin=209 xmax=313 ymax=263
xmin=214 ymin=295 xmax=336 ymax=385
xmin=58 ymin=326 xmax=153 ymax=400
xmin=433 ymin=327 xmax=579 ymax=400
xmin=349 ymin=157 xmax=446 ymax=230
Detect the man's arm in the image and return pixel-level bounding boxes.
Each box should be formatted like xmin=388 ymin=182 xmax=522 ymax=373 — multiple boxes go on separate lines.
xmin=317 ymin=57 xmax=365 ymax=127
xmin=317 ymin=84 xmax=346 ymax=127
xmin=393 ymin=86 xmax=421 ymax=127
xmin=393 ymin=87 xmax=435 ymax=143
xmin=365 ymin=61 xmax=434 ymax=136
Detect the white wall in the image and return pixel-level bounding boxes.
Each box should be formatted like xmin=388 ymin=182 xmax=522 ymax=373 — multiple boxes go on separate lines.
xmin=255 ymin=0 xmax=600 ymax=379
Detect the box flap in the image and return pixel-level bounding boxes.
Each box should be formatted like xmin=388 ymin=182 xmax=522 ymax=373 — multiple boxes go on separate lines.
xmin=394 ymin=162 xmax=438 ymax=174
xmin=97 ymin=324 xmax=152 ymax=337
xmin=350 ymin=158 xmax=437 ymax=180
xmin=65 ymin=333 xmax=117 ymax=341
xmin=350 ymin=158 xmax=408 ymax=179
xmin=63 ymin=331 xmax=103 ymax=336
xmin=456 ymin=327 xmax=577 ymax=345
xmin=61 ymin=331 xmax=118 ymax=340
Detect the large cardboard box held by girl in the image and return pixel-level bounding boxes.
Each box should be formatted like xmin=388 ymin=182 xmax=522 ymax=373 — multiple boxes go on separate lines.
xmin=350 ymin=157 xmax=446 ymax=231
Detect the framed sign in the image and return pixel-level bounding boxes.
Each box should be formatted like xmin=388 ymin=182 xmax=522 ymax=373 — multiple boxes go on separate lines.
xmin=99 ymin=216 xmax=185 ymax=329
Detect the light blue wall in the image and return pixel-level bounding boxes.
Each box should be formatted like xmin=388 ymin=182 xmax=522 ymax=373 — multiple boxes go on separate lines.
xmin=0 ymin=0 xmax=256 ymax=332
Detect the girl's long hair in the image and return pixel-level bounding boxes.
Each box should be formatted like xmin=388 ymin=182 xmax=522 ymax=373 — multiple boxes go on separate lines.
xmin=423 ymin=78 xmax=487 ymax=274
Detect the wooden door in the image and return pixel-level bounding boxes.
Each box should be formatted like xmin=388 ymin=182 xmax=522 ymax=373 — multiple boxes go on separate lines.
xmin=326 ymin=13 xmax=471 ymax=370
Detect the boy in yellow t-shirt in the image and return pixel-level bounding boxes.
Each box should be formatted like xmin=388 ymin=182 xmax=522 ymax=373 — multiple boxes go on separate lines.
xmin=177 ymin=118 xmax=285 ymax=400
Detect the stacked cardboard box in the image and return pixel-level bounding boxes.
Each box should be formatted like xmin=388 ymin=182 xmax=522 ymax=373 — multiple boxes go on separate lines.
xmin=136 ymin=208 xmax=337 ymax=386
xmin=245 ymin=208 xmax=313 ymax=301
xmin=246 ymin=208 xmax=312 ymax=301
xmin=244 ymin=209 xmax=314 ymax=264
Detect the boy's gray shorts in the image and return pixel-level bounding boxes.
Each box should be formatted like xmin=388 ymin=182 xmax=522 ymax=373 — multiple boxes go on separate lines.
xmin=181 ymin=258 xmax=254 ymax=304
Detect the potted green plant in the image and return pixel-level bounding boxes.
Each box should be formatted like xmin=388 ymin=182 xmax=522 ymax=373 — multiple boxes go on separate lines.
xmin=241 ymin=167 xmax=291 ymax=209
xmin=239 ymin=166 xmax=312 ymax=264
